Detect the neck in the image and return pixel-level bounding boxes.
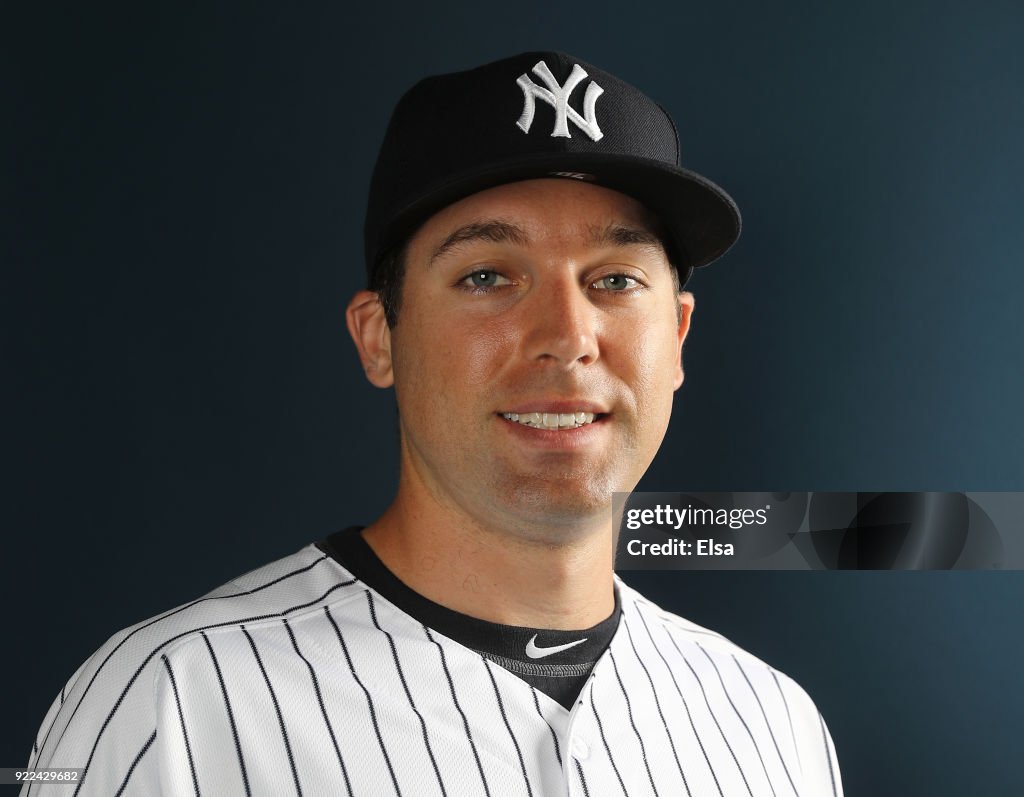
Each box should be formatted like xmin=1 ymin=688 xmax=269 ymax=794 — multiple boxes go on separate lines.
xmin=362 ymin=480 xmax=615 ymax=630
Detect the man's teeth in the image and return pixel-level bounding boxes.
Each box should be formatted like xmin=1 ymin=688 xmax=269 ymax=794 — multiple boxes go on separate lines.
xmin=501 ymin=411 xmax=598 ymax=429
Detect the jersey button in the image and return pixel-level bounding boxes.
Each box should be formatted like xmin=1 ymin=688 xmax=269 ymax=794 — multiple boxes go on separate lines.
xmin=571 ymin=737 xmax=590 ymax=761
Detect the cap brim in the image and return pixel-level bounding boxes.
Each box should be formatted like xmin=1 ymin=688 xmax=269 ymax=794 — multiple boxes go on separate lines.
xmin=377 ymin=152 xmax=741 ymax=270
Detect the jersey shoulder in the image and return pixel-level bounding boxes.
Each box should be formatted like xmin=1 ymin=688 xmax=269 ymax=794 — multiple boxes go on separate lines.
xmin=615 ymin=575 xmax=813 ymax=697
xmin=86 ymin=541 xmax=359 ymax=682
xmin=614 ymin=579 xmax=843 ymax=795
xmin=26 ymin=543 xmax=360 ymax=784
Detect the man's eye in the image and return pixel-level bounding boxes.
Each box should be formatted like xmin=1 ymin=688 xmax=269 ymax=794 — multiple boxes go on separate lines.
xmin=594 ymin=274 xmax=638 ymax=291
xmin=461 ymin=270 xmax=509 ymax=289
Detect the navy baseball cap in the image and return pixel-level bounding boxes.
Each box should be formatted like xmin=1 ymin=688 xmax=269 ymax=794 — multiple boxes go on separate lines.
xmin=364 ymin=51 xmax=741 ymax=284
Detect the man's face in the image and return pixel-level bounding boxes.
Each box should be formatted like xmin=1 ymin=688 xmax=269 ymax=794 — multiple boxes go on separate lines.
xmin=355 ymin=178 xmax=693 ymax=539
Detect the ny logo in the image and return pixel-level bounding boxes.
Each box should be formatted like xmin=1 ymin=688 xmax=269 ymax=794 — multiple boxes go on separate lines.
xmin=515 ymin=60 xmax=604 ymax=141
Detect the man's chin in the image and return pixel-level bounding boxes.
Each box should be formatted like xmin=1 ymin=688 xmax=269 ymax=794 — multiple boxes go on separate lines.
xmin=488 ymin=483 xmax=619 ymax=537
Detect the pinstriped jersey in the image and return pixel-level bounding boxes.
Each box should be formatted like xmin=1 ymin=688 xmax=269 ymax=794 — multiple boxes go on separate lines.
xmin=24 ymin=542 xmax=843 ymax=796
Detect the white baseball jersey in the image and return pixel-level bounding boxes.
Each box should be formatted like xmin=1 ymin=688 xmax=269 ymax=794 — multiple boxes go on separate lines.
xmin=24 ymin=540 xmax=842 ymax=796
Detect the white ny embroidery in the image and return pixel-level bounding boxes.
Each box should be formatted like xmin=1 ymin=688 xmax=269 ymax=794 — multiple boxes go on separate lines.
xmin=516 ymin=60 xmax=604 ymax=141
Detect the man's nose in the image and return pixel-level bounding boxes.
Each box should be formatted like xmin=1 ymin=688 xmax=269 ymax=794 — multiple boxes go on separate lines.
xmin=521 ymin=277 xmax=600 ymax=366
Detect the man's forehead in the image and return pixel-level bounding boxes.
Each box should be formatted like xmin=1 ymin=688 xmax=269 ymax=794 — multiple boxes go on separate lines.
xmin=409 ymin=178 xmax=668 ymax=262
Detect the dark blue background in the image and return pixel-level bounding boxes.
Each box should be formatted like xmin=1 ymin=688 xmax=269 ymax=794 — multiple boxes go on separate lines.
xmin=6 ymin=2 xmax=1023 ymax=793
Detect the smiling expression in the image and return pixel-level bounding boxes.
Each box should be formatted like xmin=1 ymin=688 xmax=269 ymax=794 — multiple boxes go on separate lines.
xmin=368 ymin=178 xmax=693 ymax=537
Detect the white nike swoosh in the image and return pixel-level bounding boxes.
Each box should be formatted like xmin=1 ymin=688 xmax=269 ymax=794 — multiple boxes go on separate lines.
xmin=525 ymin=634 xmax=589 ymax=659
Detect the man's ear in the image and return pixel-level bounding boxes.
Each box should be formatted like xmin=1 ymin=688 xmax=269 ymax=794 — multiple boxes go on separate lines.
xmin=673 ymin=291 xmax=695 ymax=391
xmin=346 ymin=290 xmax=394 ymax=388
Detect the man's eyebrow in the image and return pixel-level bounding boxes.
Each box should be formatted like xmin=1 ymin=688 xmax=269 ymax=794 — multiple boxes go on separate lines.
xmin=590 ymin=223 xmax=666 ymax=252
xmin=430 ymin=220 xmax=530 ymax=265
xmin=428 ymin=220 xmax=666 ymax=265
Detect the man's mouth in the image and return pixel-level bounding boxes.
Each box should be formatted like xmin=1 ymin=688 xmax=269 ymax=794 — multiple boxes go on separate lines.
xmin=500 ymin=411 xmax=601 ymax=430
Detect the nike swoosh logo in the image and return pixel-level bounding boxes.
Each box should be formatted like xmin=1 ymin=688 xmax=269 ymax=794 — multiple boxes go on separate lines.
xmin=525 ymin=634 xmax=588 ymax=659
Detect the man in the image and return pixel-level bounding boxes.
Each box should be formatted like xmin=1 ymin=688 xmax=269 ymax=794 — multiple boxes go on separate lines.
xmin=24 ymin=52 xmax=842 ymax=796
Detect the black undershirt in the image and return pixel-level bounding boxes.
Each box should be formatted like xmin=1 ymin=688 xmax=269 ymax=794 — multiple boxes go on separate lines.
xmin=315 ymin=527 xmax=621 ymax=710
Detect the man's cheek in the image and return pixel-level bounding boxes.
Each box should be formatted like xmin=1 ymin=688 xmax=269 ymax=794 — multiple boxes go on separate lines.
xmin=457 ymin=337 xmax=507 ymax=386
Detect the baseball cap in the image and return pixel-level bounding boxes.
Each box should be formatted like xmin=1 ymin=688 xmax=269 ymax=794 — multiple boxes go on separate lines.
xmin=364 ymin=51 xmax=741 ymax=285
